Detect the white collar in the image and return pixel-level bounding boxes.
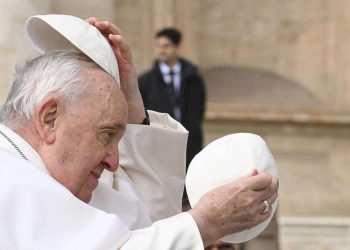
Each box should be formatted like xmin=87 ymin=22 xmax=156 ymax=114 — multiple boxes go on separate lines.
xmin=159 ymin=61 xmax=181 ymax=75
xmin=0 ymin=124 xmax=49 ymax=174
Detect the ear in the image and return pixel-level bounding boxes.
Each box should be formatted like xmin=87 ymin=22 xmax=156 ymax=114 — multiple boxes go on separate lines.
xmin=35 ymin=97 xmax=60 ymax=145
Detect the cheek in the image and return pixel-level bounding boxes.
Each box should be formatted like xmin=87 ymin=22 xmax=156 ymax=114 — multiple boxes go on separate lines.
xmin=157 ymin=47 xmax=166 ymax=55
xmin=60 ymin=130 xmax=102 ymax=166
xmin=54 ymin=131 xmax=103 ymax=189
xmin=82 ymin=142 xmax=107 ymax=165
xmin=76 ymin=173 xmax=100 ymax=203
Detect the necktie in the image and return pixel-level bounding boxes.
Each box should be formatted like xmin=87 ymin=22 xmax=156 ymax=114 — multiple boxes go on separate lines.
xmin=165 ymin=70 xmax=181 ymax=121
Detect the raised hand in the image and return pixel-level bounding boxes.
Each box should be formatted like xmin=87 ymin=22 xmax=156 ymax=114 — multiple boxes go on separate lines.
xmin=86 ymin=17 xmax=146 ymax=124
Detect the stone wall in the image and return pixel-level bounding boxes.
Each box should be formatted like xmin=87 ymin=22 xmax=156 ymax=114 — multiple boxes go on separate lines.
xmin=1 ymin=1 xmax=350 ymax=249
xmin=113 ymin=0 xmax=350 ymax=110
xmin=204 ymin=114 xmax=350 ymax=250
xmin=2 ymin=0 xmax=350 ymax=109
xmin=0 ymin=0 xmax=50 ymax=102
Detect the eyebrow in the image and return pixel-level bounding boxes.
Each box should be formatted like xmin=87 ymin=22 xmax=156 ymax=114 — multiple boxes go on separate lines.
xmin=112 ymin=123 xmax=126 ymax=131
xmin=100 ymin=123 xmax=126 ymax=131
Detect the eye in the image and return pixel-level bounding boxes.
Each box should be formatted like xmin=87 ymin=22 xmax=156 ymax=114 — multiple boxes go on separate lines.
xmin=98 ymin=131 xmax=115 ymax=145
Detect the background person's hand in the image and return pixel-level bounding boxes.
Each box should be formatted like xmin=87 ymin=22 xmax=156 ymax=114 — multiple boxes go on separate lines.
xmin=188 ymin=171 xmax=279 ymax=247
xmin=86 ymin=17 xmax=146 ymax=124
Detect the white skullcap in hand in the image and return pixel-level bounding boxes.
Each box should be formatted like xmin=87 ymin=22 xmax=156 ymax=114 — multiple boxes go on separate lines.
xmin=186 ymin=133 xmax=279 ymax=243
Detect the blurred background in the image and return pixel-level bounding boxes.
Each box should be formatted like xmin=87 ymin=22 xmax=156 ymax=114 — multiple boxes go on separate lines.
xmin=1 ymin=0 xmax=350 ymax=249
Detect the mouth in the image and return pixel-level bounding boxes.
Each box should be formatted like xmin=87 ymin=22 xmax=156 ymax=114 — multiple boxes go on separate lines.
xmin=91 ymin=170 xmax=102 ymax=179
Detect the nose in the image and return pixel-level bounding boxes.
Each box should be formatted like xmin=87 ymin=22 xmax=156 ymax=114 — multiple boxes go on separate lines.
xmin=102 ymin=145 xmax=119 ymax=172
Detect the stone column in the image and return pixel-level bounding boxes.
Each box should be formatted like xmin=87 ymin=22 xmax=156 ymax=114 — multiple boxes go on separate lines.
xmin=327 ymin=0 xmax=350 ymax=109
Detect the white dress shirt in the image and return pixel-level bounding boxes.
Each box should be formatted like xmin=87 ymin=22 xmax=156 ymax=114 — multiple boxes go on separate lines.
xmin=159 ymin=61 xmax=182 ymax=121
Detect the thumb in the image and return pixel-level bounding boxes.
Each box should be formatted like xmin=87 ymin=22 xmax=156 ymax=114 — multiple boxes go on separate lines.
xmin=247 ymin=169 xmax=259 ymax=177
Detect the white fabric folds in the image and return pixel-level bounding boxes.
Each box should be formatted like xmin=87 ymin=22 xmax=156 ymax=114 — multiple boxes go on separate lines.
xmin=186 ymin=133 xmax=279 ymax=243
xmin=0 ymin=111 xmax=204 ymax=249
xmin=25 ymin=14 xmax=120 ymax=84
xmin=0 ymin=149 xmax=131 ymax=250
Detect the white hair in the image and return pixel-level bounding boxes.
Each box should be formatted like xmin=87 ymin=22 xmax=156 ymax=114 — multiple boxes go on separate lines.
xmin=0 ymin=49 xmax=104 ymax=128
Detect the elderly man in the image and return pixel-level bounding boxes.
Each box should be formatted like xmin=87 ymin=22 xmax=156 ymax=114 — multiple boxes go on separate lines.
xmin=0 ymin=17 xmax=278 ymax=249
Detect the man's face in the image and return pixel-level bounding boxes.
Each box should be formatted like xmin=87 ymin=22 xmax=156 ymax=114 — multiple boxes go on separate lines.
xmin=205 ymin=242 xmax=236 ymax=250
xmin=43 ymin=68 xmax=128 ymax=203
xmin=154 ymin=36 xmax=179 ymax=63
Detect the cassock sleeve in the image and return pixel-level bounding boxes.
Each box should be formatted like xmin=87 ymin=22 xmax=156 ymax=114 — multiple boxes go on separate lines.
xmin=120 ymin=212 xmax=204 ymax=250
xmin=117 ymin=110 xmax=188 ymax=221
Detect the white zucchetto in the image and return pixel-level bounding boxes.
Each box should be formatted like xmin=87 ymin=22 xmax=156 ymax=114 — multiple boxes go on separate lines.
xmin=186 ymin=133 xmax=279 ymax=243
xmin=25 ymin=14 xmax=120 ymax=84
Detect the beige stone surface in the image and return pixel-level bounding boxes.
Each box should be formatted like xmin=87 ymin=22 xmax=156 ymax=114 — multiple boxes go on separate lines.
xmin=2 ymin=0 xmax=350 ymax=110
xmin=279 ymin=217 xmax=350 ymax=250
xmin=193 ymin=0 xmax=350 ymax=109
xmin=204 ymin=117 xmax=350 ymax=218
xmin=115 ymin=0 xmax=350 ymax=109
xmin=1 ymin=1 xmax=350 ymax=249
xmin=0 ymin=0 xmax=50 ymax=103
xmin=203 ymin=114 xmax=350 ymax=249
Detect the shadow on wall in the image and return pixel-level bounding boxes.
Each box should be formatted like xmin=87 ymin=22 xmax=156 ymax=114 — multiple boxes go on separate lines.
xmin=201 ymin=66 xmax=323 ymax=109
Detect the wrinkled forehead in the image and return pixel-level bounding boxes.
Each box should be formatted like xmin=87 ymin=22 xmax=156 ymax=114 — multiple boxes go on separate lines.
xmin=83 ymin=67 xmax=119 ymax=91
xmin=79 ymin=67 xmax=127 ymax=120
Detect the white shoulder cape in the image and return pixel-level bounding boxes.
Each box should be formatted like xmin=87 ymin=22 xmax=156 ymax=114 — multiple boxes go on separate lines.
xmin=0 ymin=111 xmax=204 ymax=249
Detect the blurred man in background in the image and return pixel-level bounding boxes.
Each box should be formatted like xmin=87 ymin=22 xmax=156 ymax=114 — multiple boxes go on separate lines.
xmin=139 ymin=28 xmax=206 ymax=168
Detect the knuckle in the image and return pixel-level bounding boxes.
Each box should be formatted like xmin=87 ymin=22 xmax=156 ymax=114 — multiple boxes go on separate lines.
xmin=271 ymin=193 xmax=278 ymax=203
xmin=263 ymin=212 xmax=270 ymax=221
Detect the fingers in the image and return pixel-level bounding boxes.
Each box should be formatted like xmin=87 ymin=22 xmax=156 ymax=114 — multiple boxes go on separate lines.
xmin=271 ymin=176 xmax=279 ymax=194
xmin=247 ymin=172 xmax=272 ymax=191
xmin=258 ymin=191 xmax=278 ymax=213
xmin=258 ymin=207 xmax=271 ymax=222
xmin=85 ymin=17 xmax=132 ymax=64
xmin=108 ymin=34 xmax=130 ymax=52
xmin=109 ymin=35 xmax=128 ymax=51
xmin=109 ymin=34 xmax=132 ymax=61
xmin=249 ymin=203 xmax=271 ymax=226
xmin=86 ymin=17 xmax=97 ymax=25
xmin=269 ymin=191 xmax=278 ymax=205
xmin=86 ymin=17 xmax=122 ymax=44
xmin=247 ymin=168 xmax=259 ymax=177
xmin=257 ymin=175 xmax=278 ymax=201
xmin=255 ymin=176 xmax=278 ymax=216
xmin=87 ymin=17 xmax=122 ymax=35
xmin=97 ymin=21 xmax=122 ymax=35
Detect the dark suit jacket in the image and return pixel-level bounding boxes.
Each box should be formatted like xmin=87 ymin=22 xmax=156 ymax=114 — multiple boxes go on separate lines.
xmin=138 ymin=58 xmax=206 ymax=167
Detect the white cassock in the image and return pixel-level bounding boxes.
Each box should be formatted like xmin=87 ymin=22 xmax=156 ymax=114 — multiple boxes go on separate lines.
xmin=0 ymin=111 xmax=203 ymax=249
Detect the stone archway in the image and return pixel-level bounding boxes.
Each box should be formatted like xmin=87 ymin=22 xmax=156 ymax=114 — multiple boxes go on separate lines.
xmin=202 ymin=65 xmax=323 ymax=109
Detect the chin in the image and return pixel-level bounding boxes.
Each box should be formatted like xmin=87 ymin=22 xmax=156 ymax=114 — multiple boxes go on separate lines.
xmin=77 ymin=191 xmax=93 ymax=203
xmin=76 ymin=174 xmax=100 ymax=203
